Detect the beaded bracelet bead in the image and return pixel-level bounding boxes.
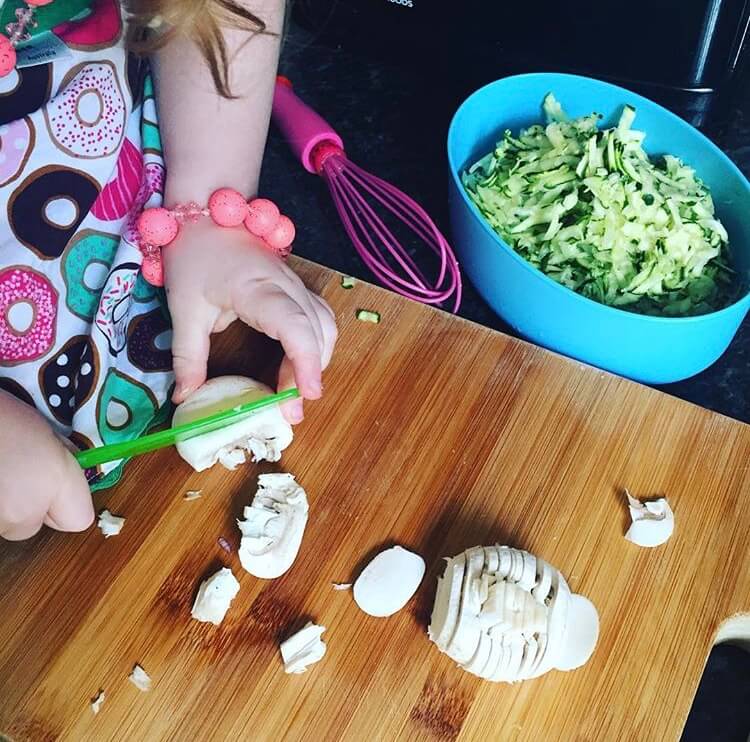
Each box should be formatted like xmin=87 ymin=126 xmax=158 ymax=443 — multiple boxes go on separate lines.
xmin=0 ymin=0 xmax=55 ymax=78
xmin=136 ymin=188 xmax=296 ymax=287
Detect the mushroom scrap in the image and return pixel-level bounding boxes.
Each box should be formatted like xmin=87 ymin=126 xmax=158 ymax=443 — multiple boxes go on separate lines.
xmin=428 ymin=546 xmax=599 ymax=682
xmin=279 ymin=622 xmax=327 ymax=674
xmin=191 ymin=567 xmax=240 ymax=625
xmin=624 ymin=491 xmax=674 ymax=547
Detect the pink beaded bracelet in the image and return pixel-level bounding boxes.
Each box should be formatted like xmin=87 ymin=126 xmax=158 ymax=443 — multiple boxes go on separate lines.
xmin=136 ymin=188 xmax=296 ymax=286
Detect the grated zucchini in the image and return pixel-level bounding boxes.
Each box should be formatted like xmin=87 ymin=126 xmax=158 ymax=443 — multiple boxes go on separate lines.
xmin=462 ymin=94 xmax=736 ymax=316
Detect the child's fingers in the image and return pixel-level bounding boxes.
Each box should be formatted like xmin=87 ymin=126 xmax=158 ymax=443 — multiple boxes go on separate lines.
xmin=278 ymin=321 xmax=323 ymax=396
xmin=234 ymin=285 xmax=323 ymax=399
xmin=278 ymin=356 xmax=305 ymax=424
xmin=44 ymin=454 xmax=95 ymax=533
xmin=1 ymin=517 xmax=44 ymax=541
xmin=277 ymin=295 xmax=336 ymax=424
xmin=292 ymin=288 xmax=328 ymax=359
xmin=309 ymin=294 xmax=337 ymax=369
xmin=168 ymin=296 xmax=215 ymax=403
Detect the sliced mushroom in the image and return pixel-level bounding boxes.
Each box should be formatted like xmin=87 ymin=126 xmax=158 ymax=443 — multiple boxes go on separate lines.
xmin=237 ymin=473 xmax=308 ymax=579
xmin=429 ymin=545 xmax=599 ymax=683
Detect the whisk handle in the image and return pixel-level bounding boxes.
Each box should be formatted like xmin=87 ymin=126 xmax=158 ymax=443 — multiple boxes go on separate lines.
xmin=272 ymin=77 xmax=344 ymax=174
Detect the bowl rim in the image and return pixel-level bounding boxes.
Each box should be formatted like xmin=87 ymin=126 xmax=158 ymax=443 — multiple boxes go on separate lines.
xmin=447 ymin=71 xmax=750 ymax=325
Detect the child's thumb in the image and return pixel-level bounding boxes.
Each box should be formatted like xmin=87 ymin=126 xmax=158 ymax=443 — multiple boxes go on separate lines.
xmin=170 ymin=310 xmax=212 ymax=403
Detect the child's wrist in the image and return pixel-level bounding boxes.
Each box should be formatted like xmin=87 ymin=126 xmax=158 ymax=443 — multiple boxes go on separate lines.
xmin=164 ymin=174 xmax=258 ymax=209
xmin=136 ymin=188 xmax=295 ymax=287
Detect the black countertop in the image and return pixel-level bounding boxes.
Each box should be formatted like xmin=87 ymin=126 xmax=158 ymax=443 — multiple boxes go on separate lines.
xmin=263 ymin=20 xmax=750 ymax=742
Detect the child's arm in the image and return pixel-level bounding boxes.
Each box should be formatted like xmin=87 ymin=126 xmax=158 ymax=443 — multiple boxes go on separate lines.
xmin=0 ymin=392 xmax=93 ymax=541
xmin=152 ymin=0 xmax=337 ymax=424
xmin=152 ymin=0 xmax=282 ymax=204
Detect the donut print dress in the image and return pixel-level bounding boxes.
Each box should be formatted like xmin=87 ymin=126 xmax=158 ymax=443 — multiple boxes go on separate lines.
xmin=0 ymin=0 xmax=172 ymax=490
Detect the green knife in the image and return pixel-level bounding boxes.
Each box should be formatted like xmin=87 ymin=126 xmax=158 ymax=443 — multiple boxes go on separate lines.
xmin=74 ymin=388 xmax=299 ymax=469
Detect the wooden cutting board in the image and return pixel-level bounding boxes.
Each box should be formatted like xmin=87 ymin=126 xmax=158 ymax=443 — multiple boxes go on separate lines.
xmin=1 ymin=258 xmax=748 ymax=742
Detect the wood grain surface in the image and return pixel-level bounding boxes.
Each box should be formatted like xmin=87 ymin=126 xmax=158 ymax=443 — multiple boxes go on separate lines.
xmin=1 ymin=258 xmax=748 ymax=742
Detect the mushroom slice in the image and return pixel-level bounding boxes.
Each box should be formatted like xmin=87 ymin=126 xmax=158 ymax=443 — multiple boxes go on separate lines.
xmin=444 ymin=547 xmax=484 ymax=664
xmin=173 ymin=376 xmax=293 ymax=472
xmin=463 ymin=631 xmax=493 ymax=677
xmin=499 ymin=636 xmax=525 ymax=682
xmin=237 ymin=473 xmax=308 ymax=579
xmin=191 ymin=567 xmax=240 ymax=625
xmin=535 ymin=570 xmax=571 ymax=676
xmin=280 ymin=622 xmax=326 ymax=674
xmin=517 ymin=635 xmax=539 ymax=680
xmin=624 ymin=491 xmax=674 ymax=548
xmin=479 ymin=636 xmax=505 ymax=680
xmin=527 ymin=631 xmax=550 ymax=679
xmin=531 ymin=558 xmax=553 ymax=604
xmin=554 ymin=594 xmax=600 ymax=672
xmin=428 ymin=554 xmax=466 ymax=650
xmin=496 ymin=546 xmax=512 ymax=579
xmin=353 ymin=545 xmax=425 ymax=618
xmin=518 ymin=551 xmax=537 ymax=591
xmin=483 ymin=546 xmax=499 ymax=573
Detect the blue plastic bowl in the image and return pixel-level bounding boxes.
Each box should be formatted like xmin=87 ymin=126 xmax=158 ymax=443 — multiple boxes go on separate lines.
xmin=448 ymin=73 xmax=750 ymax=384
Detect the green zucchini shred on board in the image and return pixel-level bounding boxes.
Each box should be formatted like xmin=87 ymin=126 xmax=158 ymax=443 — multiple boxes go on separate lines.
xmin=356 ymin=309 xmax=381 ymax=323
xmin=462 ymin=94 xmax=737 ymax=316
xmin=341 ymin=276 xmax=356 ymax=289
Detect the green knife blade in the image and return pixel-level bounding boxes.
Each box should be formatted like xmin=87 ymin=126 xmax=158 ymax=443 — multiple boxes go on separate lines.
xmin=74 ymin=388 xmax=299 ymax=469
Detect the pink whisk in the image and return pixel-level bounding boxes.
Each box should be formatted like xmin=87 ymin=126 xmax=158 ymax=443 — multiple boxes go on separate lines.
xmin=272 ymin=77 xmax=462 ymax=312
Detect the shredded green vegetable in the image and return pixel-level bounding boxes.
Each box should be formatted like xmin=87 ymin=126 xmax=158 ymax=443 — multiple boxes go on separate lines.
xmin=341 ymin=276 xmax=356 ymax=289
xmin=462 ymin=95 xmax=737 ymax=316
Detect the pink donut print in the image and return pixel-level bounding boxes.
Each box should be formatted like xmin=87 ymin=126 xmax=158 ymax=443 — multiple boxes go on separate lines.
xmin=44 ymin=61 xmax=126 ymax=159
xmin=92 ymin=138 xmax=143 ymax=221
xmin=0 ymin=117 xmax=34 ymax=187
xmin=0 ymin=267 xmax=58 ymax=366
xmin=54 ymin=0 xmax=121 ymax=50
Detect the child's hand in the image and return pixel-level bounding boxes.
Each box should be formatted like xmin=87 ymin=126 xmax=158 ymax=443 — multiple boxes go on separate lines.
xmin=0 ymin=392 xmax=94 ymax=541
xmin=163 ymin=221 xmax=337 ymax=423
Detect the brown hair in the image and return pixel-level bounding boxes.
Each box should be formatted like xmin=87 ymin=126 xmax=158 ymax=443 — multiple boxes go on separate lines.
xmin=125 ymin=1 xmax=273 ymax=98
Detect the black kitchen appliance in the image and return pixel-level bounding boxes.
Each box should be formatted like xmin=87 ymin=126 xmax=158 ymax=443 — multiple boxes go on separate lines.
xmin=294 ymin=0 xmax=750 ymax=133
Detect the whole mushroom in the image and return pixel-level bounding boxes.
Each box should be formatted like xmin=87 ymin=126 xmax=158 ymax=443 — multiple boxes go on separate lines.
xmin=173 ymin=376 xmax=293 ymax=472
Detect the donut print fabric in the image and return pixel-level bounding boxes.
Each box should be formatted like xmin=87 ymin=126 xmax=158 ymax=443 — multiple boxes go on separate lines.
xmin=0 ymin=64 xmax=52 ymax=126
xmin=44 ymin=61 xmax=126 ymax=159
xmin=91 ymin=138 xmax=143 ymax=221
xmin=62 ymin=229 xmax=120 ymax=320
xmin=39 ymin=335 xmax=99 ymax=425
xmin=54 ymin=0 xmax=123 ymax=51
xmin=0 ymin=118 xmax=35 ymax=188
xmin=0 ymin=3 xmax=172 ymax=491
xmin=8 ymin=165 xmax=101 ymax=258
xmin=0 ymin=267 xmax=58 ymax=366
